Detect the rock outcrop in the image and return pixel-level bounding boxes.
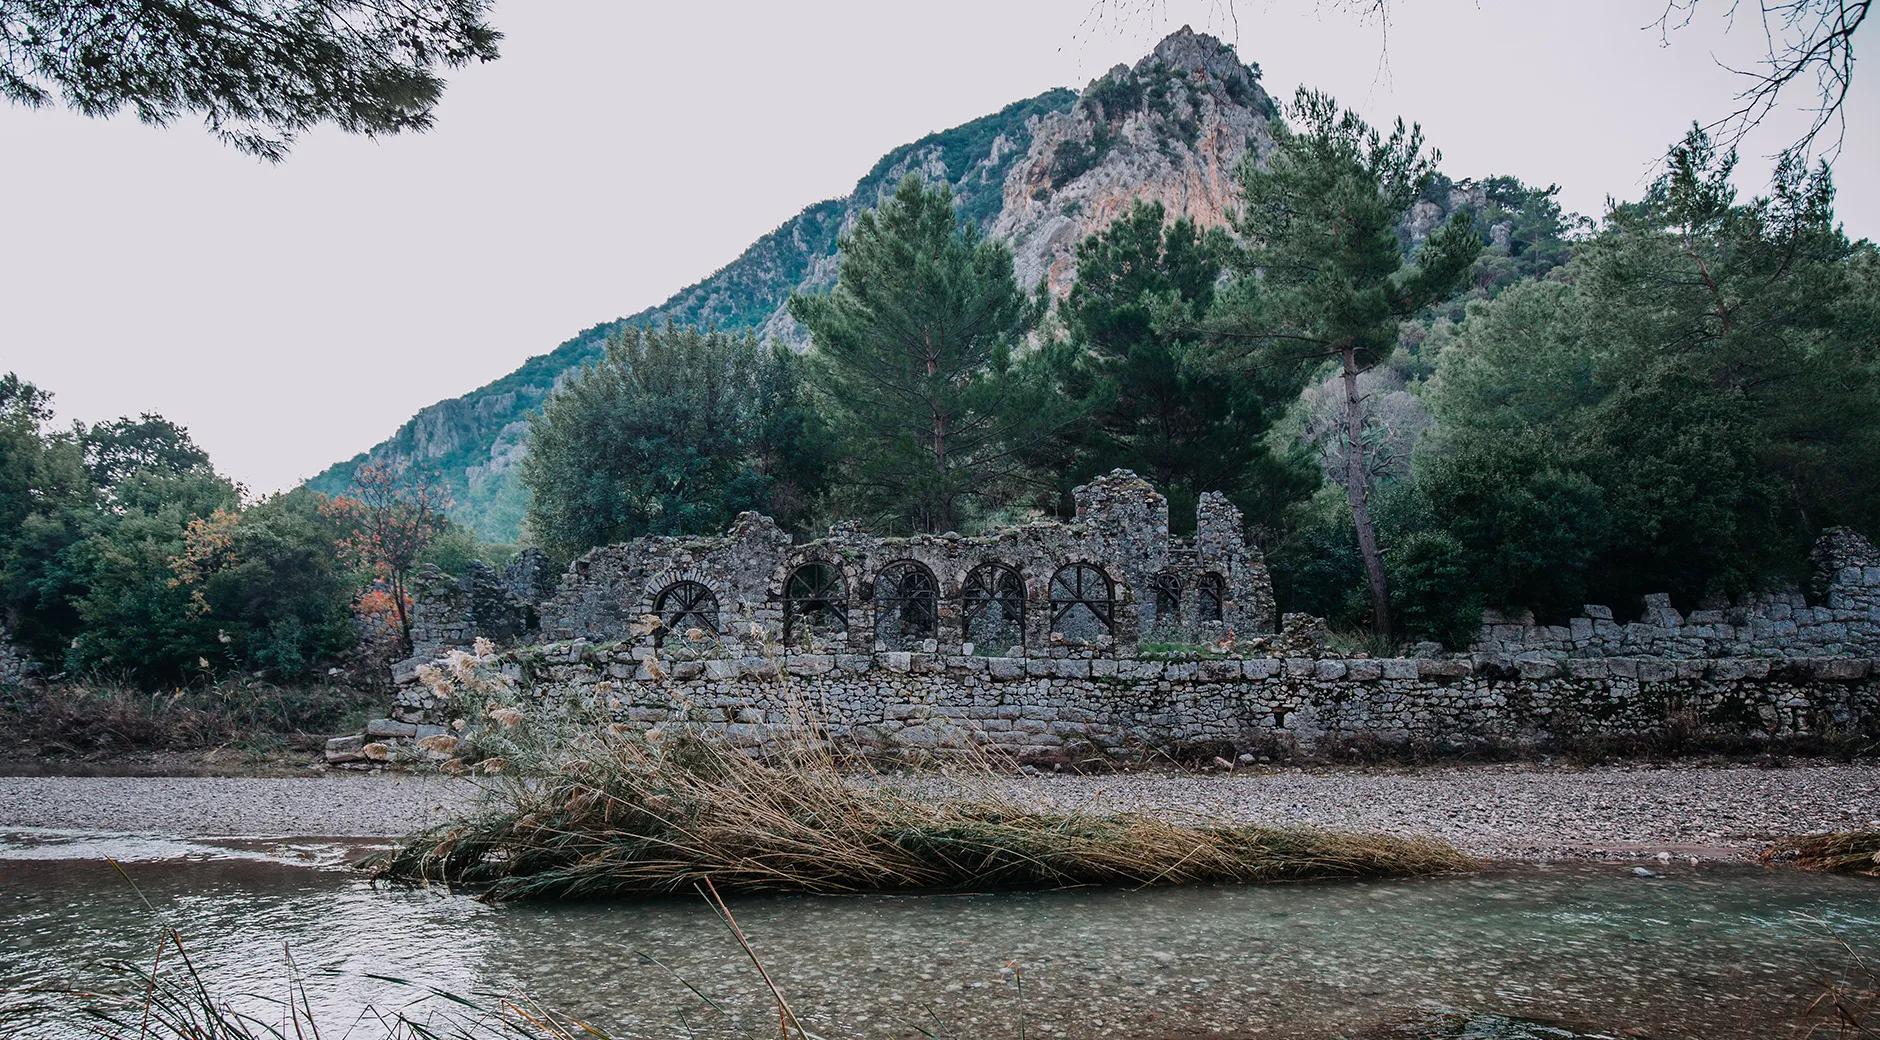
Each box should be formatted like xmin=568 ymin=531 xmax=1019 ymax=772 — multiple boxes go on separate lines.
xmin=992 ymin=27 xmax=1276 ymax=295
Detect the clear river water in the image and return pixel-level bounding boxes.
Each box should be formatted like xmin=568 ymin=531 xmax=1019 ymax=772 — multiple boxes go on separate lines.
xmin=0 ymin=828 xmax=1876 ymax=1039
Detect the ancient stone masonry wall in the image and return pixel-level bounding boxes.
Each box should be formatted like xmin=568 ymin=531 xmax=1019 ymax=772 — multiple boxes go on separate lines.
xmin=0 ymin=621 xmax=29 ymax=686
xmin=408 ymin=549 xmax=558 ymax=661
xmin=393 ymin=644 xmax=1880 ymax=760
xmin=1470 ymin=528 xmax=1880 ymax=660
xmin=407 ymin=472 xmax=1278 ymax=664
xmin=380 ymin=512 xmax=1880 ymax=763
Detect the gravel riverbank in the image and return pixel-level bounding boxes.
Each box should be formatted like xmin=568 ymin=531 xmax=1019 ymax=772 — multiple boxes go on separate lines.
xmin=1 ymin=762 xmax=1873 ymax=860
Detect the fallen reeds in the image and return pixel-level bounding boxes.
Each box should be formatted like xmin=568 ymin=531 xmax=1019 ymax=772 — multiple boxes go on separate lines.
xmin=373 ymin=720 xmax=1475 ymax=901
xmin=1763 ymin=832 xmax=1880 ymax=877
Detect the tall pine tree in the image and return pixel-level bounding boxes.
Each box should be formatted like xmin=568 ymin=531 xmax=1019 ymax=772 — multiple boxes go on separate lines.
xmin=1041 ymin=200 xmax=1312 ymax=534
xmin=1209 ymin=89 xmax=1481 ymax=640
xmin=789 ymin=176 xmax=1058 ymax=533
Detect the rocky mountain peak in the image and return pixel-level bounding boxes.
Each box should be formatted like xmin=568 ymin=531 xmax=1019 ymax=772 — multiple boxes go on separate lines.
xmin=991 ymin=28 xmax=1277 ymax=295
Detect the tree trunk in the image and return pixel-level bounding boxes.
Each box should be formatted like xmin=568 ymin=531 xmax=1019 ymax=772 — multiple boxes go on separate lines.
xmin=1340 ymin=347 xmax=1393 ymax=642
xmin=390 ymin=572 xmax=414 ymax=656
xmin=926 ymin=341 xmax=953 ymax=534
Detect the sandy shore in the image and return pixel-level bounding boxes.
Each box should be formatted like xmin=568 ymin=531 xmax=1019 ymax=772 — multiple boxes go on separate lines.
xmin=1 ymin=762 xmax=1873 ymax=860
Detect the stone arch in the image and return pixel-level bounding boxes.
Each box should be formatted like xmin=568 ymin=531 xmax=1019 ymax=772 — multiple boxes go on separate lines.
xmin=1197 ymin=571 xmax=1225 ymax=624
xmin=783 ymin=560 xmax=848 ymax=645
xmin=1149 ymin=569 xmax=1183 ymax=634
xmin=872 ymin=559 xmax=939 ymax=650
xmin=1049 ymin=562 xmax=1117 ymax=642
xmin=961 ymin=561 xmax=1026 ymax=655
xmin=650 ymin=579 xmax=719 ymax=645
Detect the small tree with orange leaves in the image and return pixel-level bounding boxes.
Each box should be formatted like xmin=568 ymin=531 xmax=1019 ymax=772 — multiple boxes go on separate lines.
xmin=321 ymin=463 xmax=449 ymax=655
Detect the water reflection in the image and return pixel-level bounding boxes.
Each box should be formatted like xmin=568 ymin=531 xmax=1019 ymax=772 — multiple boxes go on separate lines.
xmin=0 ymin=833 xmax=1874 ymax=1039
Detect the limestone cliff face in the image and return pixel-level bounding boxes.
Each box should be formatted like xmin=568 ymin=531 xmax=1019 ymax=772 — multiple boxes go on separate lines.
xmin=992 ymin=27 xmax=1276 ymax=296
xmin=309 ymin=29 xmax=1279 ymax=541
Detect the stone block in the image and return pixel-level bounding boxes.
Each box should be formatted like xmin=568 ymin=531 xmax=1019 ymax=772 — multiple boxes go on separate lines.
xmin=1198 ymin=660 xmax=1241 ymax=682
xmin=987 ymin=658 xmax=1026 ymax=680
xmin=786 ymin=655 xmax=834 ymax=676
xmin=1243 ymin=658 xmax=1283 ymax=680
xmin=1345 ymin=659 xmax=1383 ymax=681
xmin=1814 ymin=658 xmax=1871 ymax=680
xmin=1636 ymin=660 xmax=1676 ymax=682
xmin=1416 ymin=658 xmax=1471 ymax=679
xmin=1517 ymin=657 xmax=1562 ymax=680
xmin=1565 ymin=659 xmax=1607 ymax=679
xmin=364 ymin=718 xmax=418 ymax=739
xmin=324 ymin=734 xmax=365 ymax=763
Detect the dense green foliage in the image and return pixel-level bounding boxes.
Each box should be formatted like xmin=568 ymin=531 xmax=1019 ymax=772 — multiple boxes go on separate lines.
xmin=1207 ymin=88 xmax=1482 ymax=638
xmin=0 ymin=376 xmax=455 ymax=686
xmin=1417 ymin=130 xmax=1880 ymax=613
xmin=520 ymin=326 xmax=829 ymax=556
xmin=1271 ymin=128 xmax=1879 ymax=643
xmin=1036 ymin=200 xmax=1313 ymax=534
xmin=791 ymin=176 xmax=1063 ymax=533
xmin=306 ymin=90 xmax=1076 ymax=541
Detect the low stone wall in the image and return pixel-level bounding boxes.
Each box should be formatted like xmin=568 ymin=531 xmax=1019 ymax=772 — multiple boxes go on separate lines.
xmin=393 ymin=644 xmax=1880 ymax=761
xmin=1470 ymin=527 xmax=1880 ymax=660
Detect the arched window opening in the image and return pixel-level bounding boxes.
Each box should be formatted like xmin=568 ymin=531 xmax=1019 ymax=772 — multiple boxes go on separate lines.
xmin=652 ymin=580 xmax=719 ymax=644
xmin=962 ymin=563 xmax=1025 ymax=655
xmin=784 ymin=562 xmax=848 ymax=644
xmin=1197 ymin=572 xmax=1225 ymax=624
xmin=873 ymin=560 xmax=939 ymax=650
xmin=1049 ymin=563 xmax=1116 ymax=641
xmin=1150 ymin=571 xmax=1182 ymax=633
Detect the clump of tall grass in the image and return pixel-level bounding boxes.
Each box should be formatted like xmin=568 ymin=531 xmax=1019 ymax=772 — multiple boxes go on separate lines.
xmin=0 ymin=679 xmax=381 ymax=757
xmin=1764 ymin=832 xmax=1880 ymax=877
xmin=375 ymin=646 xmax=1473 ymax=900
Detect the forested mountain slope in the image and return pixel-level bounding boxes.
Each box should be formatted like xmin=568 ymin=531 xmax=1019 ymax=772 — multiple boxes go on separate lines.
xmin=307 ymin=29 xmax=1555 ymax=541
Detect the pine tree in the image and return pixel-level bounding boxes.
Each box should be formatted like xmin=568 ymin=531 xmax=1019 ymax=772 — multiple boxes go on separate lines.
xmin=789 ymin=176 xmax=1057 ymax=534
xmin=1042 ymin=200 xmax=1311 ymax=534
xmin=1209 ymin=89 xmax=1481 ymax=640
xmin=2 ymin=1 xmax=500 ymax=160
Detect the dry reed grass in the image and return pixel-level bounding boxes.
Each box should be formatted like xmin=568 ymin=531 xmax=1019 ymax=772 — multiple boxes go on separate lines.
xmin=372 ymin=718 xmax=1476 ymax=901
xmin=1764 ymin=832 xmax=1880 ymax=876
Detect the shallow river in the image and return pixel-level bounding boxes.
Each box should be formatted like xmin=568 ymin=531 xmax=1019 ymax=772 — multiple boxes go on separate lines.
xmin=0 ymin=829 xmax=1876 ymax=1039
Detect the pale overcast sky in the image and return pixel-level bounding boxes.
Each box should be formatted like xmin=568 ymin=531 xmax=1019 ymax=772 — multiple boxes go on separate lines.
xmin=3 ymin=0 xmax=1874 ymax=493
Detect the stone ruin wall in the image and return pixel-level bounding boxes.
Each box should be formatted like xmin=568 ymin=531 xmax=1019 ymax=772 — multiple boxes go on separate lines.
xmin=379 ymin=474 xmax=1880 ymax=761
xmin=407 ymin=471 xmax=1276 ymax=667
xmin=1468 ymin=527 xmax=1880 ymax=661
xmin=389 ymin=643 xmax=1880 ymax=761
